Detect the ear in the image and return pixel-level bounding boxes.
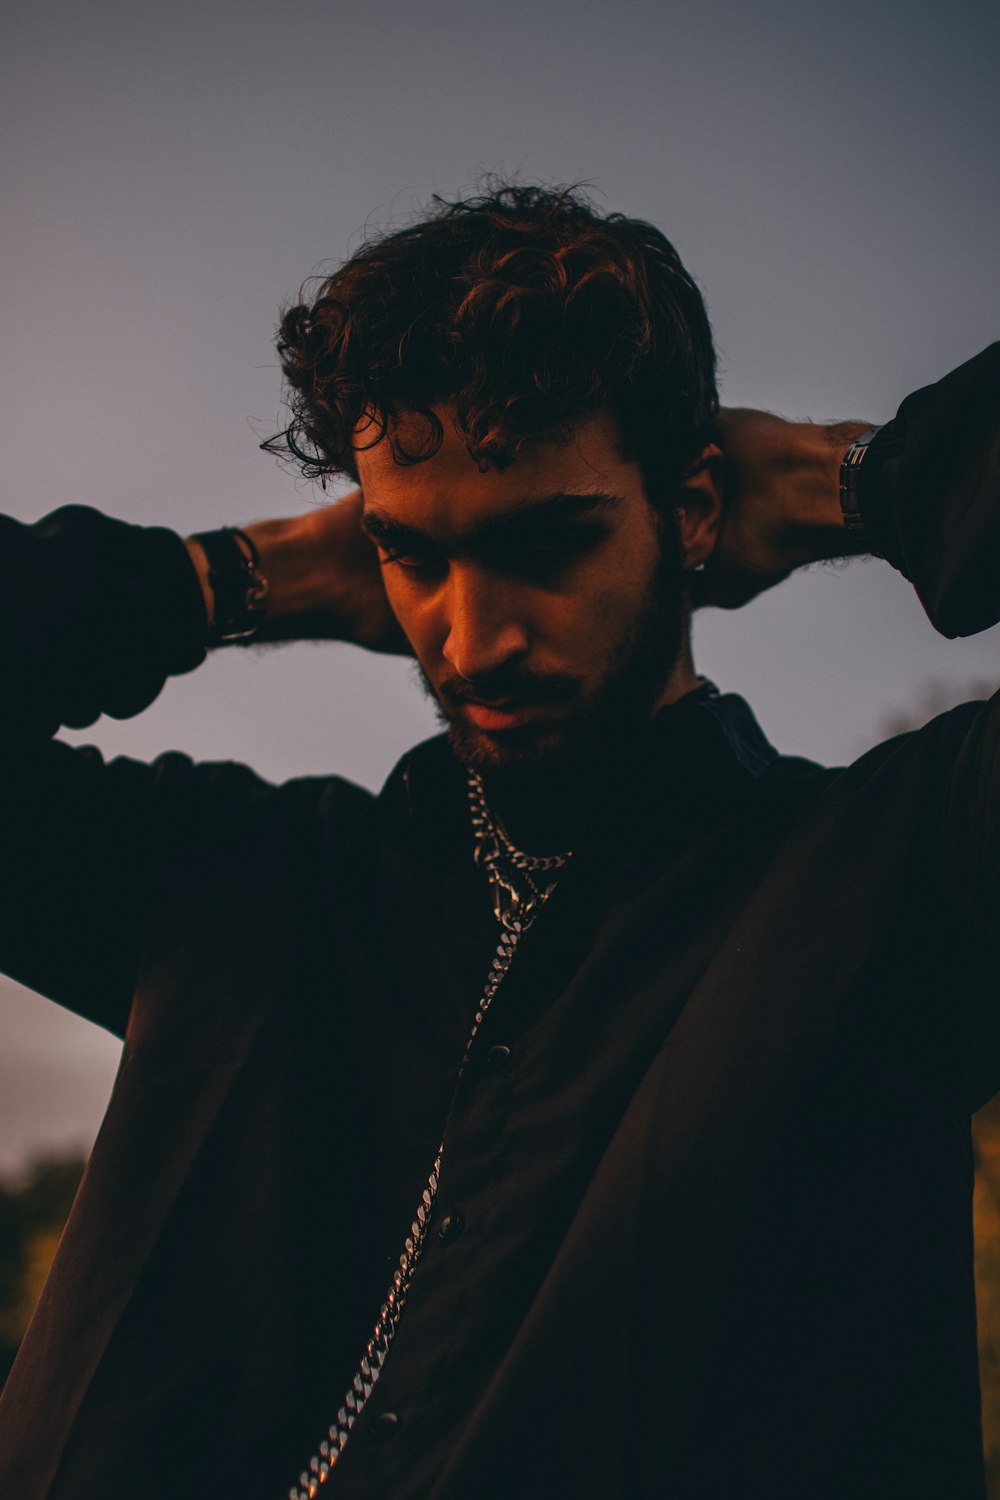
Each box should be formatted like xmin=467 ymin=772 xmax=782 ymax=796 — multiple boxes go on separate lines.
xmin=673 ymin=443 xmax=723 ymax=569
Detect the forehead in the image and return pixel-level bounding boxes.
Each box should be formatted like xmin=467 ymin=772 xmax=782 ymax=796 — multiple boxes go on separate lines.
xmin=355 ymin=408 xmax=644 ymax=533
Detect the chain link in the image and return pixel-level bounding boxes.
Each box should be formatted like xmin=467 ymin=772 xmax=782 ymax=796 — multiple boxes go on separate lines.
xmin=466 ymin=769 xmax=571 ymax=929
xmin=284 ymin=771 xmax=571 ymax=1498
xmin=466 ymin=768 xmax=572 ymax=872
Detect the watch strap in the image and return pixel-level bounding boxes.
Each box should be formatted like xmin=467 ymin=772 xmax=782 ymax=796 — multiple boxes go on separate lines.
xmin=191 ymin=527 xmax=269 ymax=645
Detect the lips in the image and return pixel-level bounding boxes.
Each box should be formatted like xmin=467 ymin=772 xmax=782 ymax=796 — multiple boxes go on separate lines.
xmin=438 ymin=673 xmax=578 ymax=735
xmin=462 ymin=698 xmax=552 ymax=732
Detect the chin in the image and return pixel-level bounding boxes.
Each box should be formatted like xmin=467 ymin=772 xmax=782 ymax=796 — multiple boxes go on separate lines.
xmin=444 ymin=718 xmax=574 ymax=773
xmin=442 ymin=700 xmax=645 ymax=783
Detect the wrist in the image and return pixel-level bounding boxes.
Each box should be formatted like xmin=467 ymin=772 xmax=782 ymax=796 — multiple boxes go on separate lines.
xmin=778 ymin=419 xmax=874 ymax=564
xmin=247 ymin=493 xmax=391 ymax=646
xmin=838 ymin=426 xmax=883 ymax=550
xmin=188 ymin=510 xmax=350 ymax=643
xmin=241 ymin=514 xmax=334 ymax=624
xmin=189 ymin=527 xmax=268 ymax=644
xmin=187 ymin=491 xmax=404 ymax=653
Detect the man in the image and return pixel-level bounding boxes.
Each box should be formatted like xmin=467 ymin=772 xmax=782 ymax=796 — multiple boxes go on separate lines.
xmin=0 ymin=183 xmax=997 ymax=1499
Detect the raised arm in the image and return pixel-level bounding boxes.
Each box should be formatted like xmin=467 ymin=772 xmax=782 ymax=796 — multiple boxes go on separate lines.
xmin=854 ymin=342 xmax=1000 ymax=637
xmin=0 ymin=508 xmax=262 ymax=1029
xmin=701 ymin=345 xmax=1000 ymax=1101
xmin=696 ymin=409 xmax=869 ymax=609
xmin=701 ymin=342 xmax=1000 ymax=630
xmin=185 ymin=490 xmax=408 ymax=655
xmin=0 ymin=490 xmax=408 ymax=1028
xmin=0 ymin=507 xmax=207 ymax=742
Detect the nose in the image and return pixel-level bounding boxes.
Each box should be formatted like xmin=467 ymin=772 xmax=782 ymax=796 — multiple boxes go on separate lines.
xmin=441 ymin=565 xmax=531 ymax=682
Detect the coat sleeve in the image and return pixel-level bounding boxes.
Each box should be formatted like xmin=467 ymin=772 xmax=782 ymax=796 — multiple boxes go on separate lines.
xmin=0 ymin=506 xmax=271 ymax=1036
xmin=858 ymin=345 xmax=1000 ymax=1104
xmin=858 ymin=341 xmax=1000 ymax=637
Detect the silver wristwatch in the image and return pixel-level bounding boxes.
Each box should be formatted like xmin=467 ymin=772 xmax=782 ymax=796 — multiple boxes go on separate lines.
xmin=838 ymin=427 xmax=882 ymax=548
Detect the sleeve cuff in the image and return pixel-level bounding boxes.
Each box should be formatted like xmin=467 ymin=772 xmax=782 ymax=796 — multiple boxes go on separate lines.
xmin=125 ymin=526 xmax=208 ymax=678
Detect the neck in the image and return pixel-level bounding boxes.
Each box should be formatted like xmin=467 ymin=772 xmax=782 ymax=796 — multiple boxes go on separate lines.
xmin=475 ymin=649 xmax=705 ymax=855
xmin=480 ymin=759 xmax=596 ymax=855
xmin=654 ymin=637 xmax=700 ymax=710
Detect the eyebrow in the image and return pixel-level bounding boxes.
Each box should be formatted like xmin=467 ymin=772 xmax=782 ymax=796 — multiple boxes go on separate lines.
xmin=359 ymin=490 xmax=621 ymax=552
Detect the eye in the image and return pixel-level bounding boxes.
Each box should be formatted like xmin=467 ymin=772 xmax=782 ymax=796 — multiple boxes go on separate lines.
xmin=502 ymin=524 xmax=609 ymax=581
xmin=379 ymin=547 xmax=444 ymax=579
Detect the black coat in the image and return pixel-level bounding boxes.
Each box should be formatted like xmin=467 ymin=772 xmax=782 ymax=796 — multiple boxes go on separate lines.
xmin=1 ymin=347 xmax=999 ymax=1499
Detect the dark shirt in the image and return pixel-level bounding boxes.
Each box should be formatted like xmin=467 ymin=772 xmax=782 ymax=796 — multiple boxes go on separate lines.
xmin=1 ymin=345 xmax=999 ymax=1499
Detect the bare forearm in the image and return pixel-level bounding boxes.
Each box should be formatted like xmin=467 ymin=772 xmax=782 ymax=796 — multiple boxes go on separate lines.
xmin=704 ymin=410 xmax=873 ymax=608
xmin=775 ymin=418 xmax=871 ymax=563
xmin=186 ymin=510 xmax=343 ymax=629
xmin=185 ymin=491 xmax=407 ymax=653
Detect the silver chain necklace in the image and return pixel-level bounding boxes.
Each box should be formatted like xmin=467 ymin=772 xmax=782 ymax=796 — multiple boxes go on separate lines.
xmin=285 ymin=769 xmax=572 ymax=1499
xmin=466 ymin=768 xmax=572 ymax=928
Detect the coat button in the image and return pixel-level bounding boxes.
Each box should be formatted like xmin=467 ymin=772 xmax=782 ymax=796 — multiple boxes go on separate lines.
xmin=485 ymin=1043 xmax=511 ymax=1067
xmin=437 ymin=1210 xmax=465 ymax=1244
xmin=370 ymin=1411 xmax=401 ymax=1441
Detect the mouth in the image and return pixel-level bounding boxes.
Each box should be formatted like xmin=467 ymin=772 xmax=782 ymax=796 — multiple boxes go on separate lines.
xmin=461 ymin=698 xmax=554 ymax=732
xmin=432 ymin=671 xmax=580 ymax=742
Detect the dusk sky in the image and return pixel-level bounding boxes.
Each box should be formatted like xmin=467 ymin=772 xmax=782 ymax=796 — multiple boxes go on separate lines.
xmin=2 ymin=0 xmax=998 ymax=1170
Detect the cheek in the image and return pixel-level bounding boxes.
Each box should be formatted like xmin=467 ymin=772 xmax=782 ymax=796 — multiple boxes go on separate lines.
xmin=530 ymin=585 xmax=632 ymax=679
xmin=580 ymin=590 xmax=638 ymax=658
xmin=557 ymin=546 xmax=657 ymax=650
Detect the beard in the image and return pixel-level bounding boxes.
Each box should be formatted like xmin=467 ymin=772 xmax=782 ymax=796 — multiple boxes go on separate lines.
xmin=416 ymin=516 xmax=688 ymax=801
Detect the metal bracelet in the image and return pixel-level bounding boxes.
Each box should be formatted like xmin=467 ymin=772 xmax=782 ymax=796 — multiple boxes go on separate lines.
xmin=192 ymin=526 xmax=269 ymax=645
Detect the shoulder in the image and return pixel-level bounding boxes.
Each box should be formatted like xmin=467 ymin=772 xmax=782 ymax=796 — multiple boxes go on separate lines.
xmin=748 ymin=695 xmax=1000 ymax=869
xmin=826 ymin=695 xmax=994 ymax=793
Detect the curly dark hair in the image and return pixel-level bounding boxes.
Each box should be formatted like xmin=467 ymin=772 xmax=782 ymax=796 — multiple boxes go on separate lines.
xmin=265 ymin=183 xmax=718 ymax=504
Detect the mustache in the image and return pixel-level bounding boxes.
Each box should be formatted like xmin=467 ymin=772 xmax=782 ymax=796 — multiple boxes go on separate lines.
xmin=438 ymin=670 xmax=578 ymax=710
